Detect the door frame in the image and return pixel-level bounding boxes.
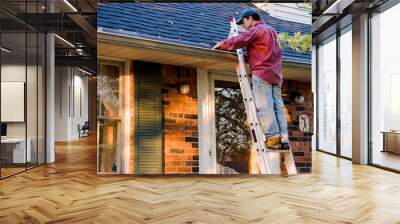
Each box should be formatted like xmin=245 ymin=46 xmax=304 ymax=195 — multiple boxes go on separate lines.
xmin=197 ymin=69 xmax=238 ymax=174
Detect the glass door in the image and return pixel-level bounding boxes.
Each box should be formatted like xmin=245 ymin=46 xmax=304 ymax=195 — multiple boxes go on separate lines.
xmin=210 ymin=71 xmax=252 ymax=174
xmin=0 ymin=1 xmax=47 ymax=179
xmin=1 ymin=31 xmax=28 ymax=178
xmin=97 ymin=63 xmax=121 ymax=173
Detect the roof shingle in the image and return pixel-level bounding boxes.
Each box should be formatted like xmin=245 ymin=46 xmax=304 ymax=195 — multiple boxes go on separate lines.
xmin=98 ymin=3 xmax=311 ymax=64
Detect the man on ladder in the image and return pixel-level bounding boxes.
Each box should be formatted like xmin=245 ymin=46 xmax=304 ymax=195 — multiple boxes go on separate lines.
xmin=213 ymin=8 xmax=290 ymax=151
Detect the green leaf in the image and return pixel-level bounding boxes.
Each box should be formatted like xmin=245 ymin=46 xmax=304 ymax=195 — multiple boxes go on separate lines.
xmin=277 ymin=32 xmax=311 ymax=53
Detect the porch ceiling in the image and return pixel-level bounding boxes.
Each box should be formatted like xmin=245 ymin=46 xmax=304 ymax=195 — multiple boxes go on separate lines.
xmin=98 ymin=32 xmax=311 ymax=82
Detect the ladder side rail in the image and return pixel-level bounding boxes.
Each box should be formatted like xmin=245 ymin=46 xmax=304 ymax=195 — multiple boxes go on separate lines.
xmin=229 ymin=18 xmax=271 ymax=173
xmin=230 ymin=21 xmax=267 ymax=148
xmin=229 ymin=17 xmax=297 ymax=175
xmin=236 ymin=60 xmax=268 ymax=150
xmin=229 ymin=27 xmax=269 ymax=172
xmin=235 ymin=67 xmax=268 ymax=173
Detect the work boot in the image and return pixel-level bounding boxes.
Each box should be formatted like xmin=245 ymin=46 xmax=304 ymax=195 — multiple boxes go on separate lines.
xmin=281 ymin=142 xmax=290 ymax=150
xmin=265 ymin=136 xmax=281 ymax=150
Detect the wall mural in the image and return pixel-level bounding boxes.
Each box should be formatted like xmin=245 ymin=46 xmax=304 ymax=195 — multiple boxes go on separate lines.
xmin=97 ymin=3 xmax=313 ymax=175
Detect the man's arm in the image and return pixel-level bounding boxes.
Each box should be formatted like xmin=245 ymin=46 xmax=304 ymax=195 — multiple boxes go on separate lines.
xmin=213 ymin=28 xmax=257 ymax=51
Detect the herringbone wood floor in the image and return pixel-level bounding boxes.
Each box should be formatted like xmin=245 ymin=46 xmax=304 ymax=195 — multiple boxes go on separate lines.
xmin=1 ymin=135 xmax=400 ymax=224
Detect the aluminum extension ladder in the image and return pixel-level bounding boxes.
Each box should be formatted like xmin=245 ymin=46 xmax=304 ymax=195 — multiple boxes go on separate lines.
xmin=228 ymin=17 xmax=297 ymax=175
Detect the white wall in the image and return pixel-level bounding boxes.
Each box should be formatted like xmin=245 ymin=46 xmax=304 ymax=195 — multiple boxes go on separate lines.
xmin=54 ymin=66 xmax=89 ymax=141
xmin=1 ymin=65 xmax=33 ymax=138
xmin=55 ymin=66 xmax=68 ymax=141
xmin=71 ymin=71 xmax=89 ymax=138
xmin=1 ymin=65 xmax=26 ymax=139
xmin=256 ymin=3 xmax=312 ymax=24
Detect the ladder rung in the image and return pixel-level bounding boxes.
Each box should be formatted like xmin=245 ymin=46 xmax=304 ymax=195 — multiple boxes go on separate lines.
xmin=266 ymin=150 xmax=291 ymax=153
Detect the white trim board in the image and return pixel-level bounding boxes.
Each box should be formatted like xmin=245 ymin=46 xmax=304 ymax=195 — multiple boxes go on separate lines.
xmin=197 ymin=69 xmax=239 ymax=174
xmin=197 ymin=68 xmax=214 ymax=174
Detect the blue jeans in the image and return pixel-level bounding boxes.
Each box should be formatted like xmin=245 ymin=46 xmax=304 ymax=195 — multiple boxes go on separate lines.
xmin=252 ymin=76 xmax=289 ymax=143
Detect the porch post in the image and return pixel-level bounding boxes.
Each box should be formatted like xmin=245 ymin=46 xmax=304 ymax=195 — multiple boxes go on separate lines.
xmin=197 ymin=68 xmax=216 ymax=174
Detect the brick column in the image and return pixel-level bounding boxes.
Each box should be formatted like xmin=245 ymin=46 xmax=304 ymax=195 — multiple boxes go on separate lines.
xmin=161 ymin=65 xmax=199 ymax=174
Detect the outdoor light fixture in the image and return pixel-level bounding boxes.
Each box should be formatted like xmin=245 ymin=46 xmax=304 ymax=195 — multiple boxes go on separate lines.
xmin=179 ymin=83 xmax=190 ymax=95
xmin=290 ymin=91 xmax=304 ymax=104
xmin=294 ymin=95 xmax=305 ymax=104
xmin=76 ymin=48 xmax=83 ymax=55
xmin=1 ymin=47 xmax=11 ymax=53
xmin=63 ymin=0 xmax=78 ymax=12
xmin=54 ymin=34 xmax=75 ymax=48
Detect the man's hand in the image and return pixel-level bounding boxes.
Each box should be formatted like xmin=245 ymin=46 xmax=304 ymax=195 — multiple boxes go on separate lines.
xmin=212 ymin=41 xmax=223 ymax=50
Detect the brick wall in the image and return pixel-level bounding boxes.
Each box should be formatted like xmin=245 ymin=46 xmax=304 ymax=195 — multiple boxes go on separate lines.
xmin=161 ymin=65 xmax=199 ymax=174
xmin=282 ymin=80 xmax=313 ymax=173
xmin=132 ymin=62 xmax=312 ymax=174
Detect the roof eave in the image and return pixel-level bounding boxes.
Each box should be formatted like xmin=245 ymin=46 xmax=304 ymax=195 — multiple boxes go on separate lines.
xmin=97 ymin=29 xmax=311 ymax=69
xmin=98 ymin=29 xmax=238 ymax=63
